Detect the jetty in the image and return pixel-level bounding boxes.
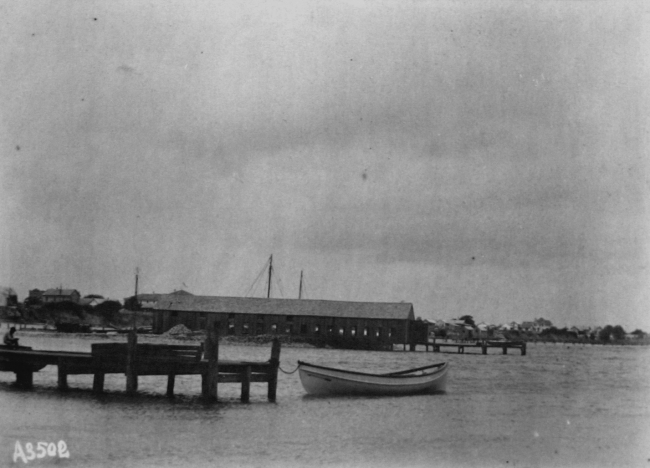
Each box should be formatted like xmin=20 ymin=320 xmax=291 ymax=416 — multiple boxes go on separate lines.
xmin=407 ymin=339 xmax=527 ymax=355
xmin=0 ymin=327 xmax=281 ymax=402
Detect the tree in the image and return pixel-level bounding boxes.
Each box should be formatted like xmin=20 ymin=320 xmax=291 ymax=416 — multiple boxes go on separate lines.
xmin=458 ymin=315 xmax=475 ymax=326
xmin=24 ymin=296 xmax=42 ymax=308
xmin=42 ymin=300 xmax=84 ymax=317
xmin=94 ymin=300 xmax=122 ymax=324
xmin=599 ymin=325 xmax=613 ymax=342
xmin=611 ymin=325 xmax=626 ymax=341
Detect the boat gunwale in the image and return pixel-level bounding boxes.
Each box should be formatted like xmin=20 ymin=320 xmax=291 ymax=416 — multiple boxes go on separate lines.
xmin=297 ymin=360 xmax=448 ymax=380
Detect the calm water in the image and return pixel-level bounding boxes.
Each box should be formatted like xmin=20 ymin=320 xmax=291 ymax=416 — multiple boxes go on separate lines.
xmin=1 ymin=331 xmax=648 ymax=468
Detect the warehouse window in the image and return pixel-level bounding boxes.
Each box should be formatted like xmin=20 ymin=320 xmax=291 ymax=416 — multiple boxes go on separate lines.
xmin=300 ymin=324 xmax=308 ymax=334
xmin=389 ymin=328 xmax=395 ymax=338
xmin=256 ymin=322 xmax=265 ymax=335
xmin=314 ymin=324 xmax=320 ymax=335
xmin=338 ymin=327 xmax=345 ymax=336
xmin=271 ymin=323 xmax=277 ymax=333
xmin=363 ymin=327 xmax=369 ymax=337
xmin=327 ymin=325 xmax=334 ymax=334
xmin=228 ymin=323 xmax=235 ymax=335
xmin=351 ymin=326 xmax=357 ymax=337
xmin=376 ymin=327 xmax=383 ymax=338
xmin=242 ymin=323 xmax=250 ymax=335
xmin=285 ymin=324 xmax=293 ymax=334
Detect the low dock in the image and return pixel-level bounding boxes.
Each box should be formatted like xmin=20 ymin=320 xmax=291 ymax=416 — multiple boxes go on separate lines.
xmin=407 ymin=339 xmax=527 ymax=355
xmin=0 ymin=328 xmax=281 ymax=402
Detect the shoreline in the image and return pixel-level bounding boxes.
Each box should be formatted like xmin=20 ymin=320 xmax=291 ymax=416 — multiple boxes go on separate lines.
xmin=10 ymin=328 xmax=320 ymax=348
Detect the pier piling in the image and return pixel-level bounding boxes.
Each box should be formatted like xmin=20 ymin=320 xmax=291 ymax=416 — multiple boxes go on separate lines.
xmin=241 ymin=366 xmax=251 ymax=402
xmin=202 ymin=325 xmax=219 ymax=401
xmin=57 ymin=358 xmax=68 ymax=390
xmin=16 ymin=371 xmax=33 ymax=389
xmin=267 ymin=338 xmax=280 ymax=402
xmin=166 ymin=374 xmax=175 ymax=397
xmin=93 ymin=372 xmax=105 ymax=393
xmin=126 ymin=330 xmax=138 ymax=394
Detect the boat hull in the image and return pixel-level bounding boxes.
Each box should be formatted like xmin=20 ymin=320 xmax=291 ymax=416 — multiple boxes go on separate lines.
xmin=298 ymin=361 xmax=448 ymax=396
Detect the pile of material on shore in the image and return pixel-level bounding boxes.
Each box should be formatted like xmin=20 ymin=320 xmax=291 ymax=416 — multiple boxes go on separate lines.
xmin=161 ymin=324 xmax=205 ymax=340
xmin=158 ymin=326 xmax=315 ymax=347
xmin=220 ymin=334 xmax=316 ymax=348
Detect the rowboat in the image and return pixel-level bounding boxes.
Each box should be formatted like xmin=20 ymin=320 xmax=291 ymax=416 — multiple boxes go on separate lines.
xmin=297 ymin=360 xmax=449 ymax=396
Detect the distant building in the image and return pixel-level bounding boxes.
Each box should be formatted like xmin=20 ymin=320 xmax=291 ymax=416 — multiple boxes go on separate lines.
xmin=152 ymin=295 xmax=418 ymax=350
xmin=79 ymin=297 xmax=105 ymax=308
xmin=124 ymin=290 xmax=194 ymax=311
xmin=520 ymin=321 xmax=535 ymax=331
xmin=42 ymin=288 xmax=80 ymax=304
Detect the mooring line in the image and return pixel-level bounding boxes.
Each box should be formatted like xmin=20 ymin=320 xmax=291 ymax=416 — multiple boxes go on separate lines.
xmin=279 ymin=363 xmax=300 ymax=374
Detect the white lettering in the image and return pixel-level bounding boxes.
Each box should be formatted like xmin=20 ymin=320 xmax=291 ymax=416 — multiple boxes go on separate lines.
xmin=12 ymin=440 xmax=70 ymax=462
xmin=58 ymin=440 xmax=70 ymax=458
xmin=13 ymin=441 xmax=27 ymax=464
xmin=25 ymin=443 xmax=35 ymax=461
xmin=36 ymin=442 xmax=47 ymax=459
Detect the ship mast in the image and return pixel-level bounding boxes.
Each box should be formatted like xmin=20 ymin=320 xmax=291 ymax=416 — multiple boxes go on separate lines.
xmin=132 ymin=267 xmax=139 ymax=329
xmin=266 ymin=255 xmax=273 ymax=299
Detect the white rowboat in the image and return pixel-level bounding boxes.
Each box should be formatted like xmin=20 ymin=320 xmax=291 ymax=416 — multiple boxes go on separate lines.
xmin=298 ymin=361 xmax=449 ymax=396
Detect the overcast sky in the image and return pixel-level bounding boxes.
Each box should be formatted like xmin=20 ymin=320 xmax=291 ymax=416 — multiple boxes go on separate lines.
xmin=1 ymin=1 xmax=648 ymax=330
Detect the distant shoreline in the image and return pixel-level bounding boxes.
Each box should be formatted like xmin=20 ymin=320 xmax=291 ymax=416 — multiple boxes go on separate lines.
xmin=10 ymin=327 xmax=649 ymax=349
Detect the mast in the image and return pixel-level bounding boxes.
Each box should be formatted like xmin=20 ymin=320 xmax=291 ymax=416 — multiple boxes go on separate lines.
xmin=267 ymin=255 xmax=273 ymax=299
xmin=132 ymin=267 xmax=139 ymax=329
xmin=298 ymin=270 xmax=303 ymax=299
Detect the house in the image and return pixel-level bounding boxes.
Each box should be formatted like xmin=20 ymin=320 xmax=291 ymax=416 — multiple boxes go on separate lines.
xmin=444 ymin=320 xmax=475 ymax=341
xmin=1 ymin=287 xmax=18 ymax=307
xmin=475 ymin=322 xmax=490 ymax=340
xmin=79 ymin=297 xmax=105 ymax=308
xmin=590 ymin=326 xmax=603 ymax=339
xmin=152 ymin=295 xmax=417 ymax=349
xmin=28 ymin=289 xmax=44 ymax=300
xmin=124 ymin=290 xmax=194 ymax=311
xmin=42 ymin=288 xmax=80 ymax=304
xmin=520 ymin=321 xmax=535 ymax=332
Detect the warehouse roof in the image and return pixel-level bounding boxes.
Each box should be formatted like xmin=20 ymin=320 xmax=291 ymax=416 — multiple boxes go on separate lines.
xmin=154 ymin=295 xmax=415 ymax=321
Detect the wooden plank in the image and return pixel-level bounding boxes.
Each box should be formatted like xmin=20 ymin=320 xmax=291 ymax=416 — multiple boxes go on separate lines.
xmin=218 ymin=373 xmax=270 ymax=383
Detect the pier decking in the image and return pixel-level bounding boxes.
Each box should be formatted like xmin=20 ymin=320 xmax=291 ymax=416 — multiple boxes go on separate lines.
xmin=0 ymin=329 xmax=281 ymax=402
xmin=405 ymin=339 xmax=527 ymax=355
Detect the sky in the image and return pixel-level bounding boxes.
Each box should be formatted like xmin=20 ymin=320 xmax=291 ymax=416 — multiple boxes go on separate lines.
xmin=1 ymin=1 xmax=648 ymax=330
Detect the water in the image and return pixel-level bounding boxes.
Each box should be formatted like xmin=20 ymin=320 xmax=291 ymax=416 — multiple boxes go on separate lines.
xmin=1 ymin=332 xmax=648 ymax=467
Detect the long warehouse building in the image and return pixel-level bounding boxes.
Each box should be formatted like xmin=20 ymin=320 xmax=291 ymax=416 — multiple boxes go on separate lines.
xmin=151 ymin=294 xmax=422 ymax=349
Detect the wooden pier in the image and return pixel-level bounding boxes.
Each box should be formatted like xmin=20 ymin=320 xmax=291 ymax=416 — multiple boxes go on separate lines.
xmin=0 ymin=328 xmax=281 ymax=402
xmin=407 ymin=339 xmax=527 ymax=356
